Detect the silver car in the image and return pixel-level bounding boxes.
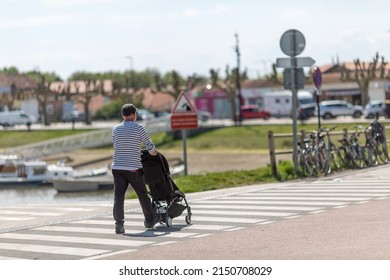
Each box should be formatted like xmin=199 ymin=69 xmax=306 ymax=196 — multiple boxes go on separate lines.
xmin=314 ymin=100 xmax=363 ymax=119
xmin=363 ymin=100 xmax=386 ymax=119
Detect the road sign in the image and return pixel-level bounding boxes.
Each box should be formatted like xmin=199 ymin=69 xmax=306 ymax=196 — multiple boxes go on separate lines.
xmin=280 ymin=29 xmax=306 ymax=57
xmin=313 ymin=66 xmax=322 ymax=89
xmin=283 ymin=68 xmax=305 ymax=90
xmin=276 ymin=57 xmax=315 ymax=68
xmin=170 ymin=91 xmax=198 ymax=130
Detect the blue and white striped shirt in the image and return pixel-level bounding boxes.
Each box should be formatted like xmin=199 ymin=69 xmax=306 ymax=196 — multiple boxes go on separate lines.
xmin=111 ymin=121 xmax=156 ymax=171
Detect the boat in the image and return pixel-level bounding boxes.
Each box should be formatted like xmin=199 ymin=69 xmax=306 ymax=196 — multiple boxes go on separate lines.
xmin=0 ymin=154 xmax=75 ymax=187
xmin=52 ymin=174 xmax=114 ymax=193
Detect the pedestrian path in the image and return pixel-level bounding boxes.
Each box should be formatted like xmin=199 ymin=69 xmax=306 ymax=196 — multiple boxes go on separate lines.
xmin=0 ymin=172 xmax=389 ymax=260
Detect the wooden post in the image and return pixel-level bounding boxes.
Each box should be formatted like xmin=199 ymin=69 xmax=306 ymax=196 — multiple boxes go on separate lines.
xmin=300 ymin=129 xmax=306 ymax=142
xmin=268 ymin=130 xmax=277 ymax=176
xmin=343 ymin=128 xmax=348 ymax=139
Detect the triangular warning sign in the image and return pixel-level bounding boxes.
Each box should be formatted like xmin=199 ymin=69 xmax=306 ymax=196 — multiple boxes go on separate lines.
xmin=171 ymin=91 xmax=197 ymax=115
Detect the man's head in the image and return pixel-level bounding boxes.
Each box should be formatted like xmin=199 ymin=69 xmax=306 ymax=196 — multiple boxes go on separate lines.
xmin=122 ymin=104 xmax=138 ymax=117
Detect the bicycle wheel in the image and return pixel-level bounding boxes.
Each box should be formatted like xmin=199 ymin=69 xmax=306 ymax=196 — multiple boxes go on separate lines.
xmin=329 ymin=143 xmax=341 ymax=171
xmin=365 ymin=145 xmax=378 ymax=167
xmin=298 ymin=151 xmax=315 ymax=177
xmin=351 ymin=145 xmax=364 ymax=169
xmin=317 ymin=146 xmax=331 ymax=175
xmin=336 ymin=146 xmax=350 ymax=169
xmin=377 ymin=140 xmax=389 ymax=164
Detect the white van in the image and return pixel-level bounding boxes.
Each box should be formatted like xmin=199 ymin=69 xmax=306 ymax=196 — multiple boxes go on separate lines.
xmin=0 ymin=111 xmax=36 ymax=127
xmin=259 ymin=90 xmax=315 ymax=117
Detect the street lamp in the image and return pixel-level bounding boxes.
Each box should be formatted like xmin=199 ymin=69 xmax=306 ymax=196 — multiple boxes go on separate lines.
xmin=125 ymin=56 xmax=133 ymax=89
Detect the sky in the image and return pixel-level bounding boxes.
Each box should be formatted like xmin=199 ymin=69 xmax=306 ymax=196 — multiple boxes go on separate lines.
xmin=0 ymin=0 xmax=389 ymax=81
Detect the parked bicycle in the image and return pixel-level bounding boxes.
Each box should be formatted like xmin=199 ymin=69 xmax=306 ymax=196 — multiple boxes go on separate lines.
xmin=368 ymin=120 xmax=389 ymax=164
xmin=319 ymin=126 xmax=342 ymax=171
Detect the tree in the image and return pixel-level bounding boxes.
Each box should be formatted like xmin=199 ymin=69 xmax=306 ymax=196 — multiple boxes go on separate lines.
xmin=0 ymin=73 xmax=37 ymax=111
xmin=266 ymin=63 xmax=282 ymax=84
xmin=209 ymin=66 xmax=240 ymax=123
xmin=65 ymin=79 xmax=105 ymax=125
xmin=340 ymin=52 xmax=388 ymax=106
xmin=35 ymin=75 xmax=53 ymax=126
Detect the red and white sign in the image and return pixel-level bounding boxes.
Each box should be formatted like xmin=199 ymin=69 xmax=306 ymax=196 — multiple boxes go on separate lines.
xmin=170 ymin=91 xmax=198 ymax=130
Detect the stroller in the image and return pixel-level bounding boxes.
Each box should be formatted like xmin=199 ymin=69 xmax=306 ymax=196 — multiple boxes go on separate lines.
xmin=141 ymin=150 xmax=192 ymax=227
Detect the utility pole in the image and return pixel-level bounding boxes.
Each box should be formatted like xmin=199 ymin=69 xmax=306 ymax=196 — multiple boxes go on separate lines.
xmin=234 ymin=33 xmax=243 ymax=125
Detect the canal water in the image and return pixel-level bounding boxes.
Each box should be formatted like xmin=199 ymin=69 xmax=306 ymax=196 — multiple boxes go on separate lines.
xmin=0 ymin=186 xmax=114 ymax=206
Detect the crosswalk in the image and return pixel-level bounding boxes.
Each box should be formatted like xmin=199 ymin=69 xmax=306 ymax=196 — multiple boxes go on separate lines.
xmin=0 ymin=175 xmax=389 ymax=260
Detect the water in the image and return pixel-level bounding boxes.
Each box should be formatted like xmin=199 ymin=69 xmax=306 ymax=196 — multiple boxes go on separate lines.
xmin=0 ymin=186 xmax=114 ymax=206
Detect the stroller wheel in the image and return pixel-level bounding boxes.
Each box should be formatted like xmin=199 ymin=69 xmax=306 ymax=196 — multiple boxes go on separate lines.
xmin=165 ymin=217 xmax=172 ymax=227
xmin=185 ymin=214 xmax=191 ymax=224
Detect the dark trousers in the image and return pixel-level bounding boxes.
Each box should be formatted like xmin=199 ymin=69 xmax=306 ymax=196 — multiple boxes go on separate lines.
xmin=112 ymin=169 xmax=154 ymax=226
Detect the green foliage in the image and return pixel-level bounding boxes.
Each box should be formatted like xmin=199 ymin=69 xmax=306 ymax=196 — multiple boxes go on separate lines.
xmin=150 ymin=132 xmax=174 ymax=146
xmin=93 ymin=98 xmax=124 ymax=121
xmin=0 ymin=66 xmax=19 ymax=74
xmin=93 ymin=95 xmax=147 ymax=120
xmin=275 ymin=160 xmax=296 ymax=180
xmin=26 ymin=70 xmax=63 ymax=83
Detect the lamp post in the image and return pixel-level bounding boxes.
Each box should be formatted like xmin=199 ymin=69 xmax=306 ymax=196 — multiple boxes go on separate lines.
xmin=125 ymin=56 xmax=133 ymax=89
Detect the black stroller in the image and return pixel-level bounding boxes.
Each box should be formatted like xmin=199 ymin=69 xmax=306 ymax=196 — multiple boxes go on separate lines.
xmin=141 ymin=150 xmax=192 ymax=227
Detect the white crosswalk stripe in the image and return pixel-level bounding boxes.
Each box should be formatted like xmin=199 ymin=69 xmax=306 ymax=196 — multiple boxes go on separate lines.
xmin=0 ymin=242 xmax=109 ymax=257
xmin=0 ymin=177 xmax=390 ymax=260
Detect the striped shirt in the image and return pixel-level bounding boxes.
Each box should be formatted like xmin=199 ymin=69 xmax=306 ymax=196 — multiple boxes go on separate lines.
xmin=111 ymin=120 xmax=156 ymax=171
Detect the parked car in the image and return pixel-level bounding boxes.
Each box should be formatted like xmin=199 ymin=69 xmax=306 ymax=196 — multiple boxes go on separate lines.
xmin=297 ymin=103 xmax=317 ymax=120
xmin=314 ymin=100 xmax=363 ymax=119
xmin=62 ymin=111 xmax=85 ymax=122
xmin=240 ymin=105 xmax=271 ymax=120
xmin=136 ymin=109 xmax=155 ymax=121
xmin=363 ymin=100 xmax=386 ymax=119
xmin=0 ymin=110 xmax=36 ymax=127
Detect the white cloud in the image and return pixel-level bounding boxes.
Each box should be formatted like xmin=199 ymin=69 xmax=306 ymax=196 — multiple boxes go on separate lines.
xmin=0 ymin=14 xmax=82 ymax=29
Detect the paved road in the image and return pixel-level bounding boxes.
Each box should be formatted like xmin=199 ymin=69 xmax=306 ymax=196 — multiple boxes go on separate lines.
xmin=0 ymin=163 xmax=389 ymax=260
xmin=6 ymin=115 xmax=388 ymax=131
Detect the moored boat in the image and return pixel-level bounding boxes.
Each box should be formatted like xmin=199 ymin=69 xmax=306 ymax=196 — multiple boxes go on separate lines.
xmin=0 ymin=154 xmax=74 ymax=187
xmin=52 ymin=174 xmax=114 ymax=193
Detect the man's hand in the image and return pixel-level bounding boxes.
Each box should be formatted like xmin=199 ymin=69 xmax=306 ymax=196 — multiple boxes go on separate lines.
xmin=149 ymin=149 xmax=158 ymax=156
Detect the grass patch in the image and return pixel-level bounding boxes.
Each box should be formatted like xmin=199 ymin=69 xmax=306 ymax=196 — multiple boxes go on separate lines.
xmin=0 ymin=129 xmax=92 ymax=149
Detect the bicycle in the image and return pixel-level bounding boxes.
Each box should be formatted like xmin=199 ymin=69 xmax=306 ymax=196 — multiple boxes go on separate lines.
xmin=369 ymin=120 xmax=389 ymax=164
xmin=319 ymin=126 xmax=342 ymax=171
xmin=363 ymin=125 xmax=379 ymax=167
xmin=336 ymin=129 xmax=364 ymax=169
xmin=297 ymin=137 xmax=316 ymax=177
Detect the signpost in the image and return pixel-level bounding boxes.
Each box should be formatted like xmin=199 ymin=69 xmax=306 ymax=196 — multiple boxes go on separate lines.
xmin=313 ymin=66 xmax=323 ymax=129
xmin=170 ymin=91 xmax=198 ymax=175
xmin=276 ymin=29 xmax=315 ymax=174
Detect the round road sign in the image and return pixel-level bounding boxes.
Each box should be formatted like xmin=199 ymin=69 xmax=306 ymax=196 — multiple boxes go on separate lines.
xmin=280 ymin=29 xmax=306 ymax=57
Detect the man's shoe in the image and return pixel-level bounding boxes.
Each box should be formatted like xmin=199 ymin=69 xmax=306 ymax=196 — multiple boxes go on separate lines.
xmin=144 ymin=214 xmax=160 ymax=229
xmin=115 ymin=225 xmax=125 ymax=234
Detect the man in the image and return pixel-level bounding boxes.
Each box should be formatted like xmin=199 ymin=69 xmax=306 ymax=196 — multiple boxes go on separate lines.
xmin=111 ymin=103 xmax=159 ymax=234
